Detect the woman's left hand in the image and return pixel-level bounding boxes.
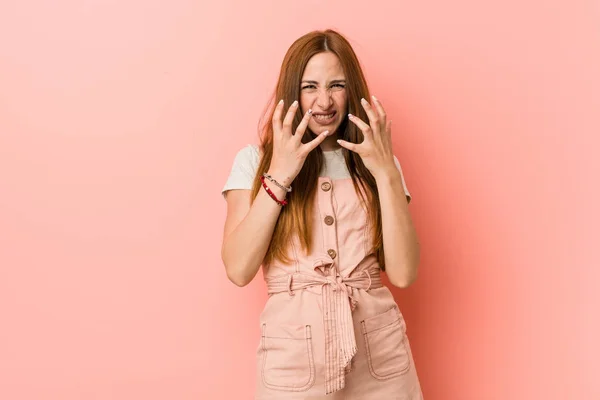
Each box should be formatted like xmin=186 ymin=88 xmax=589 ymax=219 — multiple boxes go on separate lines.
xmin=337 ymin=96 xmax=398 ymax=180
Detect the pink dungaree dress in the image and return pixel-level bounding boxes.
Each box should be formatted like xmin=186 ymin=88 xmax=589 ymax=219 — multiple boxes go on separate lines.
xmin=255 ymin=176 xmax=423 ymax=399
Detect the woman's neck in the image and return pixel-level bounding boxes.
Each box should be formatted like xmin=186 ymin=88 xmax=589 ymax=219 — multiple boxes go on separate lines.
xmin=320 ymin=134 xmax=342 ymax=152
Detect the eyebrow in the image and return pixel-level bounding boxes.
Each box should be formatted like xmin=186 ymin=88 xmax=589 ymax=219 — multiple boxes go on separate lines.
xmin=301 ymin=79 xmax=346 ymax=85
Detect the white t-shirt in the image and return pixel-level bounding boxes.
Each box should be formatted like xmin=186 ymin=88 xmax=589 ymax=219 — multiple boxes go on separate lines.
xmin=222 ymin=144 xmax=411 ymax=203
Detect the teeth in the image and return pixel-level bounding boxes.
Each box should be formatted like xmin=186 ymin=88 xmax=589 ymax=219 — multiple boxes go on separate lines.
xmin=315 ymin=113 xmax=334 ymax=120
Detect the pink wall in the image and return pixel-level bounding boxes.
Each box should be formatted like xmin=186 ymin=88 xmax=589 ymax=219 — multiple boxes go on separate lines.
xmin=1 ymin=1 xmax=599 ymax=399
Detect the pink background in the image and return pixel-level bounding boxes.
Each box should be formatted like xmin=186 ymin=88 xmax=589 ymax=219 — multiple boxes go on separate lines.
xmin=1 ymin=1 xmax=599 ymax=399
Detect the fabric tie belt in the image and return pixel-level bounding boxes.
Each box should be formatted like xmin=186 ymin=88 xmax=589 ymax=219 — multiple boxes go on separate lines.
xmin=265 ymin=266 xmax=383 ymax=394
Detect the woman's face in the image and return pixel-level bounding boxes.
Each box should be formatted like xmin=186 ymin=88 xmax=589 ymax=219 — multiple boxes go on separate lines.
xmin=299 ymin=52 xmax=348 ymax=137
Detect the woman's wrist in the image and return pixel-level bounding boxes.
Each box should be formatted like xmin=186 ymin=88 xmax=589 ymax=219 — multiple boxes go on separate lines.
xmin=266 ymin=169 xmax=294 ymax=188
xmin=373 ymin=165 xmax=401 ymax=184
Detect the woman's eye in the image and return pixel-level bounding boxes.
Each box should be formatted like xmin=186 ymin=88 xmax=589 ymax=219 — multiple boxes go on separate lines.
xmin=301 ymin=84 xmax=345 ymax=90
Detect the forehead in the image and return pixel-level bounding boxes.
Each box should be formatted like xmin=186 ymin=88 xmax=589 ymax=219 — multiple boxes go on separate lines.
xmin=301 ymin=52 xmax=344 ymax=79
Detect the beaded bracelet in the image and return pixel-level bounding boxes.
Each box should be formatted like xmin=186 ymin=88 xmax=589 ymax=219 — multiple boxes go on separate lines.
xmin=260 ymin=176 xmax=288 ymax=206
xmin=262 ymin=173 xmax=292 ymax=193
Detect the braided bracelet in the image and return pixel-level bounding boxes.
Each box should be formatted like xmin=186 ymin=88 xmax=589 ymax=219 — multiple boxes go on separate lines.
xmin=262 ymin=173 xmax=292 ymax=193
xmin=260 ymin=176 xmax=288 ymax=206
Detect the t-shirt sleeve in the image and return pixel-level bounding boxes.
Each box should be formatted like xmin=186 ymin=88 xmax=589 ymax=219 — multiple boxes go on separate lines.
xmin=221 ymin=144 xmax=260 ymax=199
xmin=393 ymin=155 xmax=412 ymax=204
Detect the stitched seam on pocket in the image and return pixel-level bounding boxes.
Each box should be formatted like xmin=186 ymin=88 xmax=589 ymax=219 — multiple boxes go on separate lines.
xmin=364 ymin=316 xmax=402 ymax=334
xmin=361 ymin=320 xmax=411 ymax=381
xmin=261 ymin=324 xmax=315 ymax=392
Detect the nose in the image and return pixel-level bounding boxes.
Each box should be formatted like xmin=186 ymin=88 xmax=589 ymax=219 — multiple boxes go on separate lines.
xmin=315 ymin=88 xmax=333 ymax=110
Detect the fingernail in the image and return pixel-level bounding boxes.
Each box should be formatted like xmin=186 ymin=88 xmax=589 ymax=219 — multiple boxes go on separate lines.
xmin=308 ymin=109 xmax=312 ymax=114
xmin=348 ymin=113 xmax=353 ymax=118
xmin=292 ymin=100 xmax=298 ymax=107
xmin=322 ymin=130 xmax=329 ymax=136
xmin=372 ymin=95 xmax=378 ymax=102
xmin=361 ymin=98 xmax=368 ymax=104
xmin=278 ymin=99 xmax=284 ymax=105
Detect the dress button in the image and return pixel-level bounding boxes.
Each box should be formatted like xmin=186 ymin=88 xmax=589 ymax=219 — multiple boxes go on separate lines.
xmin=324 ymin=215 xmax=335 ymax=225
xmin=327 ymin=249 xmax=337 ymax=259
xmin=321 ymin=182 xmax=331 ymax=191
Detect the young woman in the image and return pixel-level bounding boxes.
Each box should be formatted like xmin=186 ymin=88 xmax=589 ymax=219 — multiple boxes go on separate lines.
xmin=221 ymin=29 xmax=423 ymax=399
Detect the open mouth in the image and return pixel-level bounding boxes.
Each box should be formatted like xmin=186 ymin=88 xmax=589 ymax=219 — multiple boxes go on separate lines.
xmin=313 ymin=110 xmax=337 ymax=124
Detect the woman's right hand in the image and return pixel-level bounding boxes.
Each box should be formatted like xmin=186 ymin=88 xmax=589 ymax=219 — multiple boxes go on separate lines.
xmin=268 ymin=99 xmax=330 ymax=187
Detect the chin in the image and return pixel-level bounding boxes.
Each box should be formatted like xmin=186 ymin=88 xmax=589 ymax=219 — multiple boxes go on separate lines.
xmin=310 ymin=122 xmax=342 ymax=136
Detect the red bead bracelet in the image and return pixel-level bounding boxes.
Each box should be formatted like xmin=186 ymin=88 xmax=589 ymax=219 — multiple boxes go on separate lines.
xmin=260 ymin=176 xmax=288 ymax=206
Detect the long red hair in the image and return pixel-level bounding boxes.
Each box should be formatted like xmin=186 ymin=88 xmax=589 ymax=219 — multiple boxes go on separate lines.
xmin=252 ymin=29 xmax=387 ymax=269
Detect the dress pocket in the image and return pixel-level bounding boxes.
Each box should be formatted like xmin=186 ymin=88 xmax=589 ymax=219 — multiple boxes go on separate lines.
xmin=361 ymin=306 xmax=411 ymax=380
xmin=260 ymin=323 xmax=315 ymax=392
